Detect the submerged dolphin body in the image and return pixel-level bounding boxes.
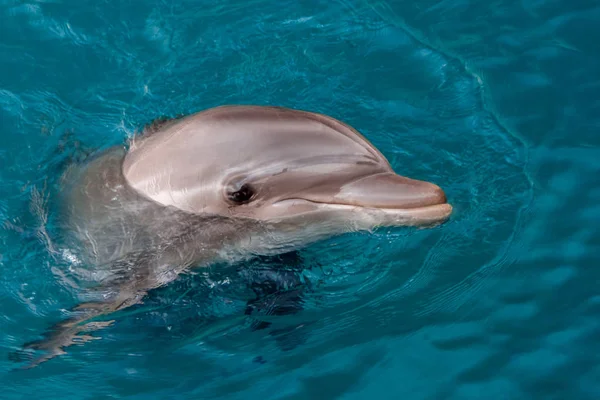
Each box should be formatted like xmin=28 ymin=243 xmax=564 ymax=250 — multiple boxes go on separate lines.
xmin=16 ymin=105 xmax=452 ymax=367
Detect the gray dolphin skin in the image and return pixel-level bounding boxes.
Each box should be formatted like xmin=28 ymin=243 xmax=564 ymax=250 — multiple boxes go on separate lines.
xmin=17 ymin=105 xmax=452 ymax=368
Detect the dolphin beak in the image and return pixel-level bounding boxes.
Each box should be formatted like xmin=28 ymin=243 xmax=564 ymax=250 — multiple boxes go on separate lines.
xmin=335 ymin=172 xmax=448 ymax=209
xmin=272 ymin=172 xmax=452 ymax=226
xmin=327 ymin=172 xmax=453 ymax=225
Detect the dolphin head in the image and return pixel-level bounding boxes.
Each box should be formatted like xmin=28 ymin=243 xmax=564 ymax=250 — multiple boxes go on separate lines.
xmin=122 ymin=106 xmax=452 ymax=253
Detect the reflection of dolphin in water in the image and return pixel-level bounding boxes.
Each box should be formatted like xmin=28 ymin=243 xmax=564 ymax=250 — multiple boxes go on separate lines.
xmin=15 ymin=105 xmax=452 ymax=368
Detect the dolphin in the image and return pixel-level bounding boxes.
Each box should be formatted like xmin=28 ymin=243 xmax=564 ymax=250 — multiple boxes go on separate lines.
xmin=15 ymin=105 xmax=452 ymax=368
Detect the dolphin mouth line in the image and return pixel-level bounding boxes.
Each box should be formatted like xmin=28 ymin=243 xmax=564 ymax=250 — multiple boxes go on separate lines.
xmin=274 ymin=198 xmax=453 ymax=218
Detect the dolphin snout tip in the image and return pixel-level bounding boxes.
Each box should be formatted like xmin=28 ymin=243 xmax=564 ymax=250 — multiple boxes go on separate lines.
xmin=393 ymin=179 xmax=453 ymax=226
xmin=425 ymin=182 xmax=448 ymax=207
xmin=384 ymin=175 xmax=449 ymax=210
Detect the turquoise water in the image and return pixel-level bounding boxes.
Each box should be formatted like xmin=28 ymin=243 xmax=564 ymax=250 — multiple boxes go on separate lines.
xmin=1 ymin=0 xmax=599 ymax=398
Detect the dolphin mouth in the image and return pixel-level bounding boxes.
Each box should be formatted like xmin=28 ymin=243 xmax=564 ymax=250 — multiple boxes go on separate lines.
xmin=273 ymin=198 xmax=452 ymax=226
xmin=274 ymin=172 xmax=452 ymax=225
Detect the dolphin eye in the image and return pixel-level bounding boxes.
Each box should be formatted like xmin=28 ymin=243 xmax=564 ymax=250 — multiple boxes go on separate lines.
xmin=227 ymin=183 xmax=255 ymax=204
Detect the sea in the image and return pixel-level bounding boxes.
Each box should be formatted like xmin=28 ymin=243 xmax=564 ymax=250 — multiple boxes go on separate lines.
xmin=1 ymin=0 xmax=599 ymax=399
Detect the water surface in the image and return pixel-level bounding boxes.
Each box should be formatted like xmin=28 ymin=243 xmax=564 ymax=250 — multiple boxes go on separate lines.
xmin=1 ymin=0 xmax=599 ymax=399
